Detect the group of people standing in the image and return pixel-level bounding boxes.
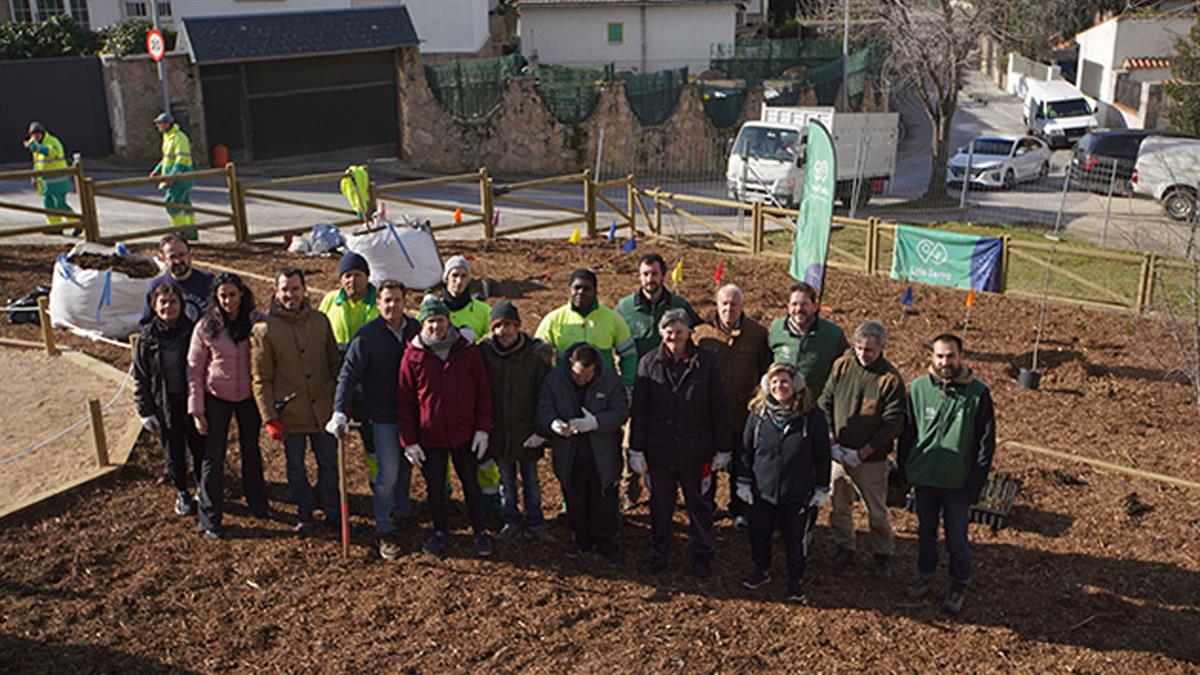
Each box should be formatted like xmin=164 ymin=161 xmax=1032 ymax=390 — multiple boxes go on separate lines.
xmin=132 ymin=236 xmax=995 ymax=614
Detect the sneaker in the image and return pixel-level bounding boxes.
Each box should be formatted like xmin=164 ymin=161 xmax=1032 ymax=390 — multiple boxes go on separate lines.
xmin=640 ymin=558 xmax=668 ymax=575
xmin=423 ymin=531 xmax=447 ymax=557
xmin=201 ymin=529 xmax=221 ymax=541
xmin=377 ymin=535 xmax=402 ymax=561
xmin=496 ymin=524 xmax=523 ymax=542
xmin=741 ymin=568 xmax=772 ymax=590
xmin=831 ymin=547 xmax=855 ymax=572
xmin=907 ymin=577 xmax=934 ymax=600
xmin=474 ymin=533 xmax=493 ymax=558
xmin=733 ymin=515 xmax=750 ymax=531
xmin=787 ymin=587 xmax=809 ymax=604
xmin=872 ymin=554 xmax=893 ymax=580
xmin=563 ymin=542 xmax=593 ymax=559
xmin=174 ymin=492 xmax=193 ymax=516
xmin=526 ymin=526 xmax=556 ymax=544
xmin=691 ymin=559 xmax=712 ymax=579
xmin=942 ymin=582 xmax=967 ymax=616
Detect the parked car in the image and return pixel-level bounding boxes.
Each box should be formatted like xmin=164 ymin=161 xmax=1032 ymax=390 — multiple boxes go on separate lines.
xmin=946 ymin=135 xmax=1051 ymax=189
xmin=1132 ymin=136 xmax=1200 ymax=221
xmin=1069 ymin=129 xmax=1190 ymax=194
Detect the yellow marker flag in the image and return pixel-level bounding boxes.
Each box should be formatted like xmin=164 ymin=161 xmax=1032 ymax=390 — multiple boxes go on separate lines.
xmin=965 ymin=289 xmax=976 ymax=308
xmin=568 ymin=226 xmax=582 ymax=244
xmin=670 ymin=260 xmax=683 ymax=285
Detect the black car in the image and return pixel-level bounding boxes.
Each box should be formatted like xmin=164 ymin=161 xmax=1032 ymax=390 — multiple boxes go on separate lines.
xmin=1070 ymin=129 xmax=1190 ymax=194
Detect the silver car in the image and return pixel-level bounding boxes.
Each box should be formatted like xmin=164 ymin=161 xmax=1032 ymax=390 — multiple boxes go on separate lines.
xmin=947 ymin=135 xmax=1052 ymax=189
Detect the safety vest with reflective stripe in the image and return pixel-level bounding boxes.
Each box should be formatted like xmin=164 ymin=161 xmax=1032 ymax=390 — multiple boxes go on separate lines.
xmin=29 ymin=132 xmax=71 ymax=192
xmin=340 ymin=165 xmax=371 ymax=218
xmin=155 ymin=124 xmax=193 ymax=176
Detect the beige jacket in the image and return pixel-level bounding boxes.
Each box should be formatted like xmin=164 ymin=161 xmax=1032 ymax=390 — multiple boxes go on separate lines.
xmin=250 ymin=298 xmax=341 ymax=433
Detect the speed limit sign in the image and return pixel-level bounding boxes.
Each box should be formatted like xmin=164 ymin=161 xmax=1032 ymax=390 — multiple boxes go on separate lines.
xmin=146 ymin=29 xmax=166 ymax=62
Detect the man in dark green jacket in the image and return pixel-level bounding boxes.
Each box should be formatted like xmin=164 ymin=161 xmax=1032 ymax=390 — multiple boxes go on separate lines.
xmin=818 ymin=320 xmax=905 ymax=579
xmin=481 ymin=300 xmax=554 ymax=543
xmin=769 ymin=282 xmax=849 ymax=396
xmin=898 ymin=333 xmax=996 ymax=617
xmin=616 ymin=253 xmax=700 ymax=358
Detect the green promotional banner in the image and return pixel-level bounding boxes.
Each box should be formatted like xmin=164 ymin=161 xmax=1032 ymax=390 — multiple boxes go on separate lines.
xmin=789 ymin=119 xmax=836 ymax=290
xmin=890 ymin=225 xmax=1004 ymax=291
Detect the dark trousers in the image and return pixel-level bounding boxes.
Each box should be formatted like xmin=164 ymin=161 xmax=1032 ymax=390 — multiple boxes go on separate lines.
xmin=283 ymin=432 xmax=339 ymax=521
xmin=914 ymin=486 xmax=972 ymax=585
xmin=749 ymin=496 xmax=814 ymax=591
xmin=648 ymin=461 xmax=715 ymax=563
xmin=198 ymin=395 xmax=267 ymax=532
xmin=421 ymin=443 xmax=486 ymax=535
xmin=161 ymin=393 xmax=204 ymax=495
xmin=565 ymin=453 xmax=620 ymax=557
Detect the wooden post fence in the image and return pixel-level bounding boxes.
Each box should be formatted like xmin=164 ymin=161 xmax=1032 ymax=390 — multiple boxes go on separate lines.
xmin=479 ymin=168 xmax=495 ymax=240
xmin=37 ymin=296 xmax=56 ymax=356
xmin=87 ymin=397 xmax=109 ymax=468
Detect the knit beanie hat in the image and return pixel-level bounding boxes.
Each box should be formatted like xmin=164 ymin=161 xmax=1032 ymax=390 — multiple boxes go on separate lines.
xmin=443 ymin=255 xmax=471 ymax=282
xmin=417 ymin=294 xmax=451 ymax=322
xmin=338 ymin=251 xmax=370 ymax=278
xmin=490 ymin=299 xmax=521 ymax=327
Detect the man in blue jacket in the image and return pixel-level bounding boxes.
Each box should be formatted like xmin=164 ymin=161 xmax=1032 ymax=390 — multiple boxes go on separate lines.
xmin=327 ymin=280 xmax=419 ymax=560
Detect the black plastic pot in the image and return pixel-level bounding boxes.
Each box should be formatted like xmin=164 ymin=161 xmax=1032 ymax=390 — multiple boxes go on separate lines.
xmin=1018 ymin=368 xmax=1041 ymax=391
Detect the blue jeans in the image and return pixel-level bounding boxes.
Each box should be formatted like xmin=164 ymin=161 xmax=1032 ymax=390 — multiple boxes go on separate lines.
xmin=498 ymin=459 xmax=544 ymax=528
xmin=914 ymin=486 xmax=972 ymax=585
xmin=283 ymin=432 xmax=339 ymax=521
xmin=371 ymin=422 xmax=412 ymax=533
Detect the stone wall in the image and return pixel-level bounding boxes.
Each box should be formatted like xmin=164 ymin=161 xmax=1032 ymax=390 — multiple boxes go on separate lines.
xmin=398 ymin=49 xmax=764 ymax=176
xmin=100 ymin=53 xmax=207 ymax=166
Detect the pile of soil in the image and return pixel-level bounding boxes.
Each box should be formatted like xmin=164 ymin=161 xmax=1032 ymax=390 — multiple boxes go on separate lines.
xmin=0 ymin=240 xmax=1197 ymax=671
xmin=68 ymin=252 xmax=159 ymax=279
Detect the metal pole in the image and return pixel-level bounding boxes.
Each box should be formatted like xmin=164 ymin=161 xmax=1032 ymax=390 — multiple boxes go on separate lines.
xmin=849 ymin=136 xmax=865 ymax=219
xmin=841 ymin=0 xmax=850 ymax=111
xmin=594 ymin=127 xmax=605 ymax=184
xmin=150 ymin=0 xmax=170 ymax=116
xmin=959 ymin=141 xmax=974 ymax=209
xmin=1101 ymin=157 xmax=1117 ymax=246
xmin=1049 ymin=159 xmax=1071 ymax=240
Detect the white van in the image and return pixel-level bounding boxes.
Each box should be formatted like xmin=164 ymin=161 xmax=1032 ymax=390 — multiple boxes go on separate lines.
xmin=1023 ymin=80 xmax=1099 ymax=148
xmin=1132 ymin=136 xmax=1200 ymax=221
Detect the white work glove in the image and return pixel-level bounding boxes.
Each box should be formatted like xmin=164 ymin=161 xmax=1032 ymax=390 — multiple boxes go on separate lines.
xmin=628 ymin=450 xmax=648 ymax=476
xmin=404 ymin=444 xmax=425 ymax=468
xmin=471 ymin=430 xmax=489 ymax=460
xmin=140 ymin=415 xmax=160 ymax=435
xmin=736 ymin=479 xmax=754 ymax=506
xmin=809 ymin=487 xmax=831 ymax=508
xmin=523 ymin=433 xmax=547 ymax=448
xmin=568 ymin=407 xmax=599 ymax=434
xmin=841 ymin=448 xmax=863 ymax=469
xmin=325 ymin=411 xmax=349 ymax=438
xmin=551 ymin=419 xmax=573 ymax=438
xmin=830 ymin=442 xmax=845 ymax=464
xmin=711 ymin=451 xmax=732 ymax=472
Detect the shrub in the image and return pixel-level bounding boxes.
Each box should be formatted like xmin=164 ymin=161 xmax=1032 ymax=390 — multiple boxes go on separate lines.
xmin=98 ymin=18 xmax=178 ymax=57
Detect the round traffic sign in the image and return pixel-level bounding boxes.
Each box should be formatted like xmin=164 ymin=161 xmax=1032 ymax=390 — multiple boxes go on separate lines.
xmin=146 ymin=29 xmax=166 ymax=62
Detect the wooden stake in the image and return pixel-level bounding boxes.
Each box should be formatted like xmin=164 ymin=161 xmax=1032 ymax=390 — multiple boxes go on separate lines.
xmin=37 ymin=296 xmax=56 ymax=356
xmin=87 ymin=397 xmax=109 ymax=468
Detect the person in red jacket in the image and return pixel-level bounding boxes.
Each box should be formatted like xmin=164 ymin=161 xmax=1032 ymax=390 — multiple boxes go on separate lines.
xmin=398 ymin=295 xmax=494 ymax=558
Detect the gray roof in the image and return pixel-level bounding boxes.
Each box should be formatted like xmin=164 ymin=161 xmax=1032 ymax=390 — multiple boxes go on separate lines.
xmin=180 ymin=6 xmax=419 ymax=65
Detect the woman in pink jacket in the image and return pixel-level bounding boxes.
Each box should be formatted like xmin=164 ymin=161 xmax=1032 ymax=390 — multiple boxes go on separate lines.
xmin=188 ymin=272 xmax=267 ymax=538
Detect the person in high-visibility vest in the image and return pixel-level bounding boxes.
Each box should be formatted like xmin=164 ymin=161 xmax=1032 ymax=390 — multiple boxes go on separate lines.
xmin=150 ymin=112 xmax=196 ymax=239
xmin=22 ymin=121 xmax=73 ymax=230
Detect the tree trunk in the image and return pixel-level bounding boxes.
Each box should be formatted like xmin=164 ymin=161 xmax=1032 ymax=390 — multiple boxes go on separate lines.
xmin=923 ymin=90 xmax=960 ymax=203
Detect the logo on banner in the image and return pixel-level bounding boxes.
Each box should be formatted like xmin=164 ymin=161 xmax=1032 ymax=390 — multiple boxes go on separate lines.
xmin=916 ymin=239 xmax=949 ymax=265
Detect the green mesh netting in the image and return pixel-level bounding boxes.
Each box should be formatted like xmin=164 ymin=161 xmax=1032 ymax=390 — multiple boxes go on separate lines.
xmin=710 ymin=38 xmax=843 ymax=87
xmin=622 ymin=68 xmax=688 ymax=126
xmin=761 ymin=47 xmax=881 ymax=107
xmin=424 ymin=54 xmax=527 ymax=121
xmin=701 ymin=84 xmax=747 ymax=128
xmin=536 ymin=63 xmax=612 ymax=124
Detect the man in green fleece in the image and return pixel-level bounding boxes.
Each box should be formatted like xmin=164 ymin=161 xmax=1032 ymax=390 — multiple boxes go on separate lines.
xmin=818 ymin=320 xmax=905 ymax=580
xmin=768 ymin=282 xmax=849 ymax=395
xmin=899 ymin=333 xmax=996 ymax=617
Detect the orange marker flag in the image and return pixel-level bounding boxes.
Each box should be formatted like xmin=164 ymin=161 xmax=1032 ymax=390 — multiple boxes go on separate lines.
xmin=965 ymin=289 xmax=976 ymax=308
xmin=453 ymin=207 xmax=463 ymax=224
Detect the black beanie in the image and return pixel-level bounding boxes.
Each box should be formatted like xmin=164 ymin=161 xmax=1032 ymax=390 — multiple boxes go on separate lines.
xmin=490 ymin=299 xmax=520 ymax=327
xmin=338 ymin=251 xmax=370 ymax=278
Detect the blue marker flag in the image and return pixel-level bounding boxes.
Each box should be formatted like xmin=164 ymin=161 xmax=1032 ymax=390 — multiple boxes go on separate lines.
xmin=606 ymin=221 xmax=617 ymax=241
xmin=900 ymin=286 xmax=914 ymax=307
xmin=621 ymin=237 xmax=636 ymax=253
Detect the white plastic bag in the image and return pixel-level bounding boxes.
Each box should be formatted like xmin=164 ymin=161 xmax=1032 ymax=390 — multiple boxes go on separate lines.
xmin=308 ymin=223 xmax=345 ymax=255
xmin=48 ymin=242 xmax=163 ymax=339
xmin=345 ymin=217 xmax=443 ymax=291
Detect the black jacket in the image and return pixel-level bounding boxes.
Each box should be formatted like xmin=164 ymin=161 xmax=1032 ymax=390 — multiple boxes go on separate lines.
xmin=630 ymin=341 xmax=731 ymax=469
xmin=739 ymin=407 xmax=831 ymax=506
xmin=334 ymin=316 xmax=419 ymax=423
xmin=133 ymin=315 xmax=196 ymax=427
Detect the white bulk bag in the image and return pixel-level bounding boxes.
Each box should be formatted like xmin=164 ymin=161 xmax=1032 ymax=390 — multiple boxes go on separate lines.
xmin=345 ymin=218 xmax=443 ymax=291
xmin=48 ymin=242 xmax=164 ymax=339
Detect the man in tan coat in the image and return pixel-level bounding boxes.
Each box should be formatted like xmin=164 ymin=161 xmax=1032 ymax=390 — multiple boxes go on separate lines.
xmin=693 ymin=284 xmax=772 ymax=529
xmin=251 ymin=267 xmax=342 ymax=533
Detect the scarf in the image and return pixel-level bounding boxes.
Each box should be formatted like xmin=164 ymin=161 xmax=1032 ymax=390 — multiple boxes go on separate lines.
xmin=763 ymin=394 xmax=801 ymax=428
xmin=420 ymin=325 xmax=460 ymax=360
xmin=444 ymin=289 xmax=471 ymax=312
xmin=490 ymin=333 xmax=525 ymax=357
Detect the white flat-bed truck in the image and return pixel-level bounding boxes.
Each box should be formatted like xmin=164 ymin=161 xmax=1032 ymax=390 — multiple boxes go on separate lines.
xmin=726 ymin=105 xmax=900 ymax=209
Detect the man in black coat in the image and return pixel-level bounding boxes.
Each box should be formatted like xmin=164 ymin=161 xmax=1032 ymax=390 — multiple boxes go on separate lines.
xmin=630 ymin=309 xmax=732 ymax=578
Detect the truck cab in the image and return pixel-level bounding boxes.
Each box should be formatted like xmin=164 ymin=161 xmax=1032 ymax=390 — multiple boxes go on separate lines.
xmin=1023 ymin=80 xmax=1098 ymax=148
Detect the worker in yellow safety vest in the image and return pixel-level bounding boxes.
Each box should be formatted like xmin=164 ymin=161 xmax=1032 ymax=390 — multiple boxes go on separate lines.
xmin=22 ymin=121 xmax=74 ymax=231
xmin=150 ymin=112 xmax=196 ymax=239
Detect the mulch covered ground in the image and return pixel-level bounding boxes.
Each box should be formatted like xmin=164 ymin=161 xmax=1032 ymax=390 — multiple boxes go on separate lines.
xmin=1 ymin=238 xmax=1197 ymax=672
